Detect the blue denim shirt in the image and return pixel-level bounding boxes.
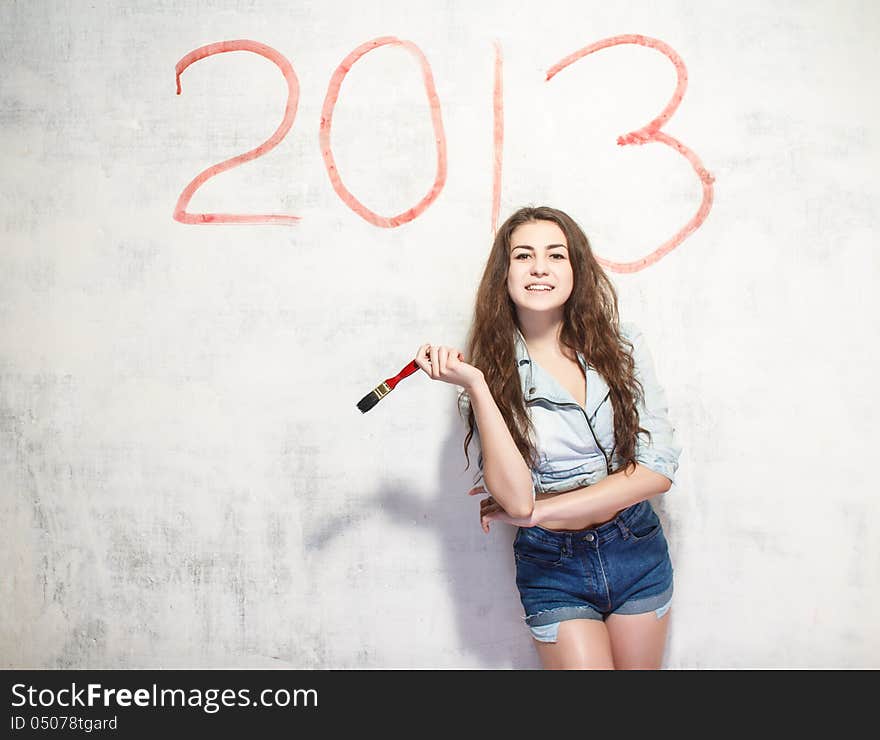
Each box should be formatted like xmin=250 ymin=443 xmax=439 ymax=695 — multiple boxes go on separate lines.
xmin=458 ymin=321 xmax=682 ymax=498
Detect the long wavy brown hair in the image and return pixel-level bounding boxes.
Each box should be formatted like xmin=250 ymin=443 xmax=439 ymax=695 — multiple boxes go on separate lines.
xmin=459 ymin=205 xmax=649 ymax=478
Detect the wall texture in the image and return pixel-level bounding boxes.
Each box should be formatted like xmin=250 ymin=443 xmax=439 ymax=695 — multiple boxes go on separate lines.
xmin=1 ymin=0 xmax=877 ymax=668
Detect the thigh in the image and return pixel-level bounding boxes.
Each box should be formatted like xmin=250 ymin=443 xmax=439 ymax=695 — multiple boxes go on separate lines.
xmin=533 ymin=619 xmax=615 ymax=670
xmin=605 ymin=606 xmax=672 ymax=670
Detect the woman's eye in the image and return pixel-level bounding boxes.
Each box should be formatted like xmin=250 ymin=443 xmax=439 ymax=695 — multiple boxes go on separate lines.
xmin=513 ymin=252 xmax=565 ymax=260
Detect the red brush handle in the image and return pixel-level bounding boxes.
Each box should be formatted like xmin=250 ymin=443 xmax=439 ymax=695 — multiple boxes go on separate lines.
xmin=384 ymin=359 xmax=420 ymax=391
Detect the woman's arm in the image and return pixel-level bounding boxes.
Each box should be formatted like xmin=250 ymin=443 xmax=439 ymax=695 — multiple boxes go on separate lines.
xmin=532 ymin=464 xmax=669 ymax=526
xmin=416 ymin=342 xmax=534 ymax=520
xmin=478 ymin=463 xmax=669 ymax=531
xmin=478 ymin=463 xmax=672 ymax=532
xmin=464 ymin=376 xmax=535 ymax=519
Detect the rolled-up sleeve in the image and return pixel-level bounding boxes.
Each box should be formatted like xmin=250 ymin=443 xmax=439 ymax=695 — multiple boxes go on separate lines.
xmin=622 ymin=322 xmax=683 ymax=485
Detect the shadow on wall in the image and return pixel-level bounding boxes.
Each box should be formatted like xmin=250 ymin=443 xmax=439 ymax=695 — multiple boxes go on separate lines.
xmin=300 ymin=397 xmax=537 ymax=669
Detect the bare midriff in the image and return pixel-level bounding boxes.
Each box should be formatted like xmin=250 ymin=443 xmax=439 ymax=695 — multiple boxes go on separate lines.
xmin=534 ymin=491 xmax=626 ymax=532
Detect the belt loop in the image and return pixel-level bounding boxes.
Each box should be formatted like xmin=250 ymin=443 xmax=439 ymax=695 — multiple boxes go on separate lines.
xmin=615 ymin=515 xmax=629 ymax=540
xmin=564 ymin=533 xmax=573 ymax=556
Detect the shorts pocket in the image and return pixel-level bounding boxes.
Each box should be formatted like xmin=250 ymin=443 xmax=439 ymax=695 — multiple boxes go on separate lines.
xmin=624 ymin=504 xmax=663 ymax=543
xmin=513 ymin=528 xmax=564 ymax=567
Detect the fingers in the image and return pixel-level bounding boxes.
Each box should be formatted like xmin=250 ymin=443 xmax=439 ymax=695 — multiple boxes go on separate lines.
xmin=480 ymin=511 xmax=494 ymax=534
xmin=416 ymin=343 xmax=440 ymax=379
xmin=438 ymin=346 xmax=449 ymax=376
xmin=415 ymin=344 xmax=463 ymax=380
xmin=473 ymin=493 xmax=496 ymax=533
xmin=480 ymin=498 xmax=499 ymax=515
xmin=415 ymin=343 xmax=431 ymax=375
xmin=417 ymin=343 xmax=436 ymax=379
xmin=480 ymin=498 xmax=501 ymax=524
xmin=467 ymin=486 xmax=487 ymax=496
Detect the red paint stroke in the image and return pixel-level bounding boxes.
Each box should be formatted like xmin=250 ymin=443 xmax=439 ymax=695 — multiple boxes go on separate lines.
xmin=173 ymin=39 xmax=300 ymax=225
xmin=319 ymin=36 xmax=447 ymax=228
xmin=491 ymin=41 xmax=504 ymax=237
xmin=547 ymin=34 xmax=715 ymax=272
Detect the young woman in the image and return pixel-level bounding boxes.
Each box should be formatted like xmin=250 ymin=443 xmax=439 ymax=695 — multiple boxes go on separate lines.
xmin=414 ymin=205 xmax=682 ymax=670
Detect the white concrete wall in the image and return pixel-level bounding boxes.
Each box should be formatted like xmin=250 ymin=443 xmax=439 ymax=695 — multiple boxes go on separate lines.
xmin=1 ymin=0 xmax=877 ymax=668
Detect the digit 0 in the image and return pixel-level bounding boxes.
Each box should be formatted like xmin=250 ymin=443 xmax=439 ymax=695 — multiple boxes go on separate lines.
xmin=319 ymin=36 xmax=448 ymax=227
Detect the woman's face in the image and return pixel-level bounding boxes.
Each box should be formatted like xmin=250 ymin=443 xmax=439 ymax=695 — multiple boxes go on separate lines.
xmin=506 ymin=219 xmax=574 ymax=316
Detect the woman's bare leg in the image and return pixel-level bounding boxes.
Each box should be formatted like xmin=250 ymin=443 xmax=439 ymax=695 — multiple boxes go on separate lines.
xmin=532 ymin=619 xmax=615 ymax=670
xmin=605 ymin=607 xmax=671 ymax=670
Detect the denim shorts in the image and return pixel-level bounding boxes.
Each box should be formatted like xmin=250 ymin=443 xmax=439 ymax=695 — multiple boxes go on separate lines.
xmin=513 ymin=498 xmax=674 ymax=643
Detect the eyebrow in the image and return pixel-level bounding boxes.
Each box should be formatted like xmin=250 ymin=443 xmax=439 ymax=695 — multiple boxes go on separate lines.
xmin=511 ymin=243 xmax=568 ymax=251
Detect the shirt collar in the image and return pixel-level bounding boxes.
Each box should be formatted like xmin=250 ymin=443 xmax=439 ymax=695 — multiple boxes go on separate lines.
xmin=514 ymin=328 xmax=611 ymax=418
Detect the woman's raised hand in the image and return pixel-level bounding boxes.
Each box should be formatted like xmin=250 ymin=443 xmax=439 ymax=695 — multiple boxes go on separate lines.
xmin=415 ymin=344 xmax=483 ymax=390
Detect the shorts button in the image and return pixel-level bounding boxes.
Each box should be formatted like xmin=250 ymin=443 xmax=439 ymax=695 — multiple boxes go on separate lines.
xmin=585 ymin=533 xmax=595 ymax=542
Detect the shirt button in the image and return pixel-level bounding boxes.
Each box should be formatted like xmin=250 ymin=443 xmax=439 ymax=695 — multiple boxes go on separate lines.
xmin=528 ymin=387 xmax=535 ymax=394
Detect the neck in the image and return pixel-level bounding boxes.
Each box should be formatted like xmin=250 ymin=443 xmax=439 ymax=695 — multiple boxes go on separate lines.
xmin=516 ymin=312 xmax=565 ymax=356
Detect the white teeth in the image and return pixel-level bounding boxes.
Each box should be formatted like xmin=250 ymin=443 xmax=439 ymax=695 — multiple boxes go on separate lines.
xmin=526 ymin=285 xmax=553 ymax=291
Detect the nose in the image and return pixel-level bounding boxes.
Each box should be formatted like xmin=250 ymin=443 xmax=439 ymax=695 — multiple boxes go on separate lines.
xmin=531 ymin=258 xmax=549 ymax=275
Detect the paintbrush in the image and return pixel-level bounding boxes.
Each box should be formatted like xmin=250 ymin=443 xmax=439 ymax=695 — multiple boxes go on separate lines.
xmin=356 ymin=359 xmax=420 ymax=413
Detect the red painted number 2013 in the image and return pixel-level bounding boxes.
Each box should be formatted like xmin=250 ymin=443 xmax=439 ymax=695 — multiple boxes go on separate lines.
xmin=173 ymin=34 xmax=714 ymax=272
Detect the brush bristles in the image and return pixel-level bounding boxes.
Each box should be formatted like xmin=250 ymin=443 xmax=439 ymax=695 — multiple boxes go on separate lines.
xmin=356 ymin=382 xmax=392 ymax=413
